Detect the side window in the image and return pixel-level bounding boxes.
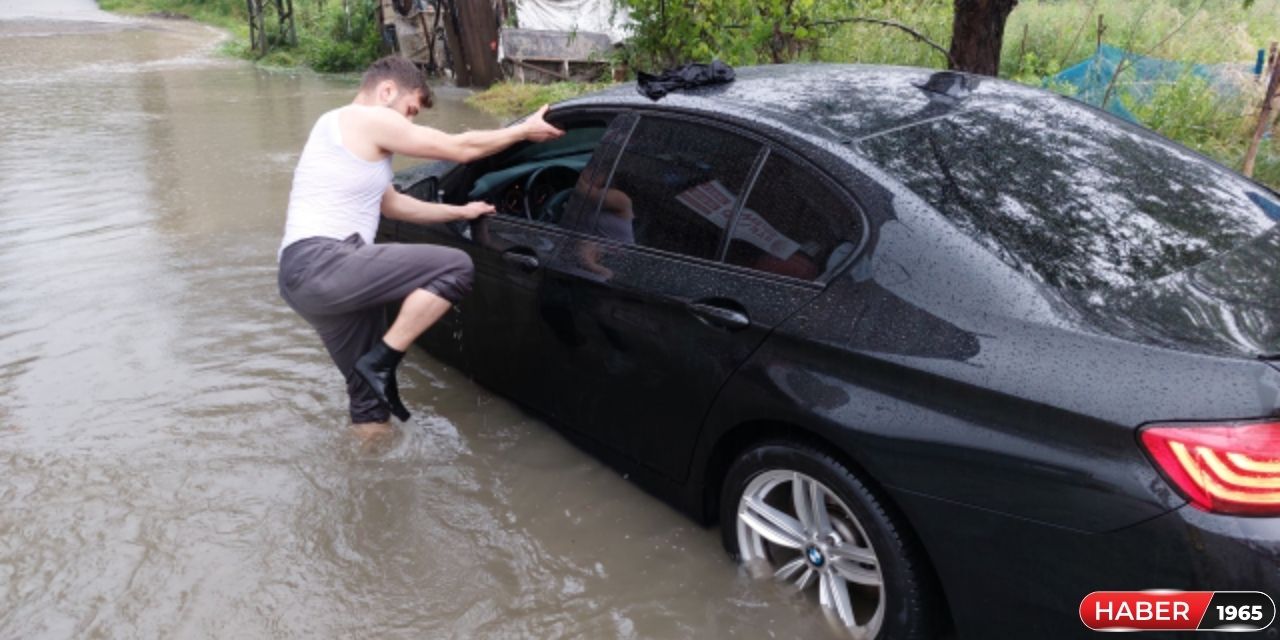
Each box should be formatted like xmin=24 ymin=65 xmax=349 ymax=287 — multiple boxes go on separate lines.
xmin=725 ymin=153 xmax=861 ymax=280
xmin=591 ymin=116 xmax=762 ymax=260
xmin=464 ymin=115 xmax=615 ymax=226
xmin=559 ymin=113 xmax=636 ymax=232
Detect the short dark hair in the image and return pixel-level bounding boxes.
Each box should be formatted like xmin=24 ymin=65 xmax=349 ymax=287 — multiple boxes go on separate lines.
xmin=360 ymin=56 xmax=433 ymax=108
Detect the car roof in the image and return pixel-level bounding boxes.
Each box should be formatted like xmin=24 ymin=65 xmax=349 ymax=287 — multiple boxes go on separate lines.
xmin=556 ymin=64 xmax=1280 ymax=360
xmin=557 ymin=63 xmax=1036 ymax=143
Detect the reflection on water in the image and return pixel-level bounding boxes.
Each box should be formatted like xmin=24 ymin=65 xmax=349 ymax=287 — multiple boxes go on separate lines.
xmin=0 ymin=5 xmax=841 ymax=638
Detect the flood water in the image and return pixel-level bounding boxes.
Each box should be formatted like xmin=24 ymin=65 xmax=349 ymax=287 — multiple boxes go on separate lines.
xmin=0 ymin=3 xmax=840 ymax=638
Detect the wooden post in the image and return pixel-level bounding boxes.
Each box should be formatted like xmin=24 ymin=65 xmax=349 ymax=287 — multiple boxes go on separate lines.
xmin=450 ymin=0 xmax=501 ymax=87
xmin=1096 ymin=14 xmax=1106 ymax=52
xmin=440 ymin=0 xmax=472 ymax=86
xmin=1243 ymin=43 xmax=1280 ymax=178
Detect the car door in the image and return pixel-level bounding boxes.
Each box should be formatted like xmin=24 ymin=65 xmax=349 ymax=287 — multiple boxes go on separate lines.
xmin=385 ymin=172 xmax=470 ymax=370
xmin=540 ymin=113 xmax=861 ymax=482
xmin=451 ymin=111 xmax=633 ymax=415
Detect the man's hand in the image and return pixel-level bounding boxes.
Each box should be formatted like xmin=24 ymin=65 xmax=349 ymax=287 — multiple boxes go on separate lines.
xmin=455 ymin=201 xmax=496 ymax=220
xmin=382 ymin=186 xmax=495 ymax=225
xmin=522 ymin=105 xmax=565 ymax=143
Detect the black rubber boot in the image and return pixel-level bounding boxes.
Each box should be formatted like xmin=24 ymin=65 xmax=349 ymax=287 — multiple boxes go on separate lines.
xmin=354 ymin=340 xmax=411 ymax=422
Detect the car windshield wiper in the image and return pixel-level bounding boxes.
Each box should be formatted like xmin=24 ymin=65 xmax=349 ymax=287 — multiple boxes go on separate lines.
xmin=1257 ymin=353 xmax=1280 ymax=361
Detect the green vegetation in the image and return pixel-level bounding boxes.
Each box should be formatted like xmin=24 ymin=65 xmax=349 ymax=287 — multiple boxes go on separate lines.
xmin=466 ymin=81 xmax=613 ymax=118
xmin=614 ymin=0 xmax=1280 ymax=188
xmin=615 ymin=0 xmax=1280 ymax=72
xmin=98 ymin=0 xmax=386 ymax=72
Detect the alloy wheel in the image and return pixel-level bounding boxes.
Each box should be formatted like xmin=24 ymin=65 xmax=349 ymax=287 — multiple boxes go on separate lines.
xmin=736 ymin=470 xmax=885 ymax=638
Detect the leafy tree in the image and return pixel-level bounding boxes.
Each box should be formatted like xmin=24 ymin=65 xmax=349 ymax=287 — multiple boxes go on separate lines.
xmin=618 ymin=0 xmax=857 ymax=69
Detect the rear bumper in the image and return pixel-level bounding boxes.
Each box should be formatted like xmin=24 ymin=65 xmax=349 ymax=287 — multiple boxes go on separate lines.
xmin=892 ymin=489 xmax=1280 ymax=638
xmin=1171 ymin=506 xmax=1280 ymax=593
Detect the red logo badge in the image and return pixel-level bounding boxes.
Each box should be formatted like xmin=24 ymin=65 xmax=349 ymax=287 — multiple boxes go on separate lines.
xmin=1081 ymin=591 xmax=1275 ymax=632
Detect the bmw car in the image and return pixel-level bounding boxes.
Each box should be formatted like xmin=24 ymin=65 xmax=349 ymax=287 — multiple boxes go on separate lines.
xmin=378 ymin=65 xmax=1280 ymax=638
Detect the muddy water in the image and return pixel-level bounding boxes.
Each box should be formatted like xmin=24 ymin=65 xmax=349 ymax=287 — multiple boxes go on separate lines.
xmin=0 ymin=4 xmax=841 ymax=638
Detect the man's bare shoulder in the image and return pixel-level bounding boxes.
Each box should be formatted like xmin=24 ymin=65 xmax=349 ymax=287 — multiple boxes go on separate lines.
xmin=342 ymin=104 xmax=403 ymax=129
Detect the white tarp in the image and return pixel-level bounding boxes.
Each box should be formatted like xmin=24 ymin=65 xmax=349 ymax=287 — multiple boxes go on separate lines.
xmin=515 ymin=0 xmax=632 ymax=43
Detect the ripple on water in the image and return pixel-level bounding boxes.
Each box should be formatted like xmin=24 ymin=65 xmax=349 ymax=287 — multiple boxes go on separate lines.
xmin=0 ymin=9 xmax=846 ymax=639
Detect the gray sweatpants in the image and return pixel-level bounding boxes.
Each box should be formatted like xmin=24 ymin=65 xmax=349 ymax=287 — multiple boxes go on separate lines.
xmin=278 ymin=233 xmax=474 ymax=423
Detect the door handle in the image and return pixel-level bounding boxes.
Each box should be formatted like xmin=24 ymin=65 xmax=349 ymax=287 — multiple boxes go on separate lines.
xmin=686 ymin=301 xmax=750 ymax=330
xmin=501 ymin=249 xmax=540 ymax=271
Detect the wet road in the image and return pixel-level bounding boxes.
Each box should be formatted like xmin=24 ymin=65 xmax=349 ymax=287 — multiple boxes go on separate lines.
xmin=0 ymin=3 xmax=841 ymax=638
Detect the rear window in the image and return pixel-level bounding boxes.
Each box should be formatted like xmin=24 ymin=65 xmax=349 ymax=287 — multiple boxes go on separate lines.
xmin=856 ymin=95 xmax=1280 ymax=293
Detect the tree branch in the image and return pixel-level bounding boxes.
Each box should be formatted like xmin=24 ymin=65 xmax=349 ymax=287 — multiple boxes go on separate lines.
xmin=812 ymin=17 xmax=956 ymax=68
xmin=724 ymin=16 xmax=955 ymax=68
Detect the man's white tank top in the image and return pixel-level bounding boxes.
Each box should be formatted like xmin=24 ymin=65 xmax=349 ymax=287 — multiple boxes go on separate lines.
xmin=280 ymin=105 xmax=393 ymax=255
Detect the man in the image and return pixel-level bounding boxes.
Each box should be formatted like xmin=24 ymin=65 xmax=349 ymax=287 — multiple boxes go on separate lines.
xmin=278 ymin=56 xmax=563 ymax=442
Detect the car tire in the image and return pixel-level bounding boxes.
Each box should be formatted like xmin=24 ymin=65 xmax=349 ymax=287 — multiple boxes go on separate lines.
xmin=720 ymin=440 xmax=939 ymax=639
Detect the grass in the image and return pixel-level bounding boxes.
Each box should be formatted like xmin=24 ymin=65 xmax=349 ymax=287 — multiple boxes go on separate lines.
xmin=466 ymin=81 xmax=615 ymax=118
xmin=742 ymin=0 xmax=1280 ymax=190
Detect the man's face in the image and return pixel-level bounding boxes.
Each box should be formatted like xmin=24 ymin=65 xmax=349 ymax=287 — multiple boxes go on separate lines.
xmin=376 ymin=81 xmax=424 ymax=120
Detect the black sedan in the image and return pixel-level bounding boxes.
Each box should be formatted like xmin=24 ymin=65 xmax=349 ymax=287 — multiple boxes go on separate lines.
xmin=378 ymin=64 xmax=1280 ymax=639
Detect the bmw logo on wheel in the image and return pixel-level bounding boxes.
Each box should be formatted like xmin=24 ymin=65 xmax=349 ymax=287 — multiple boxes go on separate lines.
xmin=807 ymin=546 xmax=825 ymax=568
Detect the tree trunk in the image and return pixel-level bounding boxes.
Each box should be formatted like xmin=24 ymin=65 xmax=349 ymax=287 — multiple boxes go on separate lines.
xmin=948 ymin=0 xmax=1019 ymax=76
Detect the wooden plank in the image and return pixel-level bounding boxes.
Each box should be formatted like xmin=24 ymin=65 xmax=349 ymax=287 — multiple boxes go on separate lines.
xmin=509 ymin=57 xmax=569 ymax=81
xmin=509 ymin=56 xmax=609 ymax=64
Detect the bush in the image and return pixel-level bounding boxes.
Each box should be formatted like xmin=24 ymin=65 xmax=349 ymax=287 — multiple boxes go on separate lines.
xmin=298 ymin=0 xmax=383 ymax=72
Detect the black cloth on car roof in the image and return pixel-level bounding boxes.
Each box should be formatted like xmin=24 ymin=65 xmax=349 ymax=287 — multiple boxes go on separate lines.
xmin=636 ymin=61 xmax=735 ymax=100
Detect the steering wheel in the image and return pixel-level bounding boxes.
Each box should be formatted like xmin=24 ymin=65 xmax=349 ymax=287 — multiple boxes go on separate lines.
xmin=522 ymin=165 xmax=581 ymax=223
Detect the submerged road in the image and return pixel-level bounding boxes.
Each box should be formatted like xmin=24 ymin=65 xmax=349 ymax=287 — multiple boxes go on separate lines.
xmin=0 ymin=2 xmax=842 ymax=637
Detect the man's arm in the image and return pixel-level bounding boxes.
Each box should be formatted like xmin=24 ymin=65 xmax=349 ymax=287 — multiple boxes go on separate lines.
xmin=367 ymin=104 xmax=564 ymax=163
xmin=380 ymin=185 xmax=495 ymax=225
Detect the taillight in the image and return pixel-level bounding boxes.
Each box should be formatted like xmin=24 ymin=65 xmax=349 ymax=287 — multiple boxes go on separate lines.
xmin=1140 ymin=420 xmax=1280 ymax=516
